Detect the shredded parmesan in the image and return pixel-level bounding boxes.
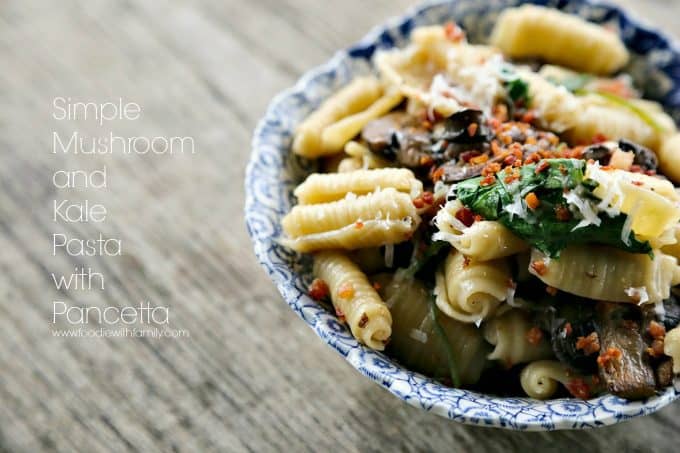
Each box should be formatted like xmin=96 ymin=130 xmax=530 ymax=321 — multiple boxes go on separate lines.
xmin=504 ymin=191 xmax=527 ymax=221
xmin=654 ymin=300 xmax=666 ymax=320
xmin=409 ymin=328 xmax=428 ymax=344
xmin=452 ymin=54 xmax=505 ymax=115
xmin=564 ymin=189 xmax=601 ymax=230
xmin=625 ymin=286 xmax=650 ymax=305
xmin=426 ymin=74 xmax=464 ymax=116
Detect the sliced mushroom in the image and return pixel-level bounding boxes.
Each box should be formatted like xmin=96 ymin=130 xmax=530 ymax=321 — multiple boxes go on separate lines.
xmin=551 ymin=320 xmax=599 ymax=374
xmin=580 ymin=144 xmax=612 ymax=164
xmin=362 ymin=112 xmax=433 ymax=168
xmin=656 ymin=359 xmax=674 ymax=387
xmin=596 ymin=302 xmax=656 ymax=399
xmin=437 ymin=153 xmax=502 ymax=183
xmin=434 ymin=109 xmax=489 ymax=144
xmin=361 ymin=112 xmax=408 ymax=153
xmin=662 ymin=289 xmax=680 ymax=331
xmin=618 ymin=138 xmax=658 ymax=171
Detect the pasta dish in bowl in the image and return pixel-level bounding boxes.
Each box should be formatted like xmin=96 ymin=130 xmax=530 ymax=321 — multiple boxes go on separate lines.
xmin=246 ymin=0 xmax=680 ymax=429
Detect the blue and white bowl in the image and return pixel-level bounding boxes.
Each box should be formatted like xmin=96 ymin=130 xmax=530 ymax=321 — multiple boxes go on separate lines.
xmin=245 ymin=0 xmax=680 ymax=430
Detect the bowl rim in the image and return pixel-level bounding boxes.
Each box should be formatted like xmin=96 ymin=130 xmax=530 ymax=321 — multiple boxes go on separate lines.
xmin=245 ymin=0 xmax=680 ymax=430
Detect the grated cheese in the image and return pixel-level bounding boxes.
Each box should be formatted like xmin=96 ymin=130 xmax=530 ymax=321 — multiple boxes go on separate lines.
xmin=504 ymin=191 xmax=527 ymax=221
xmin=625 ymin=286 xmax=650 ymax=305
xmin=654 ymin=300 xmax=666 ymax=320
xmin=563 ymin=189 xmax=602 ymax=230
xmin=409 ymin=328 xmax=428 ymax=344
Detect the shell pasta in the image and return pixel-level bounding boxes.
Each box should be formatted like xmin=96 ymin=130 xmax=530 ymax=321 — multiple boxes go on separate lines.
xmin=484 ymin=310 xmax=553 ymax=368
xmin=434 ymin=200 xmax=528 ymax=261
xmin=520 ymin=361 xmax=581 ymax=400
xmin=376 ymin=273 xmax=490 ymax=385
xmin=282 ymin=8 xmax=680 ymax=400
xmin=434 ymin=251 xmax=511 ymax=323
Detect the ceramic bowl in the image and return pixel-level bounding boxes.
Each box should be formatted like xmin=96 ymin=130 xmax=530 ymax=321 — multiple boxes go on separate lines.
xmin=245 ymin=0 xmax=680 ymax=430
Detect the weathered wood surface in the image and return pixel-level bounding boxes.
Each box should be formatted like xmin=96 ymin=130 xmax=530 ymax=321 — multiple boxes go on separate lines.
xmin=1 ymin=0 xmax=679 ymax=451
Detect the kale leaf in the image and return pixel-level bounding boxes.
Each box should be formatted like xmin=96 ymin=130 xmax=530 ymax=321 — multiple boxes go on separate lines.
xmin=506 ymin=78 xmax=530 ymax=104
xmin=455 ymin=159 xmax=652 ymax=258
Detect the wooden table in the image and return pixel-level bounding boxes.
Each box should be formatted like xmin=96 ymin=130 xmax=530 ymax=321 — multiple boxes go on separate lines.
xmin=2 ymin=1 xmax=679 ymax=451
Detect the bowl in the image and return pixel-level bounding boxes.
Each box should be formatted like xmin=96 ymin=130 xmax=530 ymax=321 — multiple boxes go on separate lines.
xmin=245 ymin=0 xmax=680 ymax=430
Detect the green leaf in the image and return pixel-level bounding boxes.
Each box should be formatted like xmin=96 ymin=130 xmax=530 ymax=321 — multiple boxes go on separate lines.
xmin=506 ymin=77 xmax=530 ymax=104
xmin=403 ymin=240 xmax=448 ymax=278
xmin=454 ymin=159 xmax=652 ymax=258
xmin=429 ymin=293 xmax=461 ymax=388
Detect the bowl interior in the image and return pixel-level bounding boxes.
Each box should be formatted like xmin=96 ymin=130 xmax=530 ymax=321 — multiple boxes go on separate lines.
xmin=245 ymin=0 xmax=680 ymax=430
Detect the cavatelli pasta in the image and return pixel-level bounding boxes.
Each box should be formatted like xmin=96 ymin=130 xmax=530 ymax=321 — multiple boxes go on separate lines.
xmin=293 ymin=77 xmax=382 ymax=158
xmin=433 ymin=200 xmax=528 ymax=261
xmin=659 ymin=133 xmax=680 ymax=184
xmin=483 ymin=309 xmax=553 ymax=368
xmin=374 ymin=273 xmax=491 ymax=385
xmin=294 ymin=168 xmax=422 ymax=204
xmin=664 ymin=327 xmax=680 ymax=374
xmin=661 ymin=225 xmax=680 ymax=261
xmin=343 ymin=141 xmax=392 ymax=170
xmin=281 ymin=188 xmax=420 ymax=252
xmin=376 ymin=26 xmax=452 ymax=93
xmin=528 ymin=246 xmax=680 ymax=304
xmin=434 ymin=250 xmax=511 ymax=323
xmin=314 ymin=251 xmax=392 ymax=349
xmin=585 ymin=165 xmax=680 ymax=239
xmin=282 ymin=188 xmax=417 ymax=237
xmin=337 ymin=156 xmax=363 ymax=173
xmin=565 ymin=97 xmax=666 ymax=151
xmin=281 ymin=218 xmax=416 ymax=253
xmin=518 ymin=69 xmax=581 ymax=133
xmin=490 ymin=4 xmax=628 ymax=75
xmin=321 ymin=90 xmax=404 ymax=153
xmin=520 ymin=360 xmax=574 ymax=399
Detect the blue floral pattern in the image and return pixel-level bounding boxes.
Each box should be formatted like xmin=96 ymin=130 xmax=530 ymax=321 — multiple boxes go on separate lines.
xmin=245 ymin=0 xmax=680 ymax=430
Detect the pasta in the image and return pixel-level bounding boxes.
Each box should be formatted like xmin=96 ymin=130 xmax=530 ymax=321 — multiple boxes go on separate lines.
xmin=484 ymin=309 xmax=553 ymax=367
xmin=661 ymin=225 xmax=680 ymax=261
xmin=659 ymin=133 xmax=680 ymax=183
xmin=321 ymin=90 xmax=404 ymax=153
xmin=565 ymin=98 xmax=665 ymax=151
xmin=314 ymin=251 xmax=392 ymax=349
xmin=281 ymin=218 xmax=416 ymax=253
xmin=294 ymin=168 xmax=422 ymax=204
xmin=528 ymin=246 xmax=680 ymax=304
xmin=293 ymin=77 xmax=382 ymax=158
xmin=434 ymin=250 xmax=511 ymax=323
xmin=337 ymin=156 xmax=363 ymax=173
xmin=283 ymin=10 xmax=680 ymax=400
xmin=434 ymin=200 xmax=528 ymax=261
xmin=518 ymin=69 xmax=581 ymax=133
xmin=664 ymin=327 xmax=680 ymax=374
xmin=585 ymin=165 xmax=680 ymax=239
xmin=282 ymin=187 xmax=418 ymax=237
xmin=490 ymin=4 xmax=629 ymax=75
xmin=520 ymin=361 xmax=575 ymax=400
xmin=376 ymin=272 xmax=490 ymax=385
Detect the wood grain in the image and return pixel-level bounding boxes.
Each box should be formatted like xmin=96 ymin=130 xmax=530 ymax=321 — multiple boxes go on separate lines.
xmin=1 ymin=0 xmax=679 ymax=451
